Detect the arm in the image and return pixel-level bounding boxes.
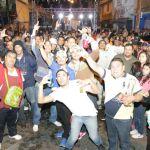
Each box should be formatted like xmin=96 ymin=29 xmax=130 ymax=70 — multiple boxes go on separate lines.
xmin=83 ymin=79 xmax=99 ymax=94
xmin=119 ymin=92 xmax=143 ymax=106
xmin=39 ymin=45 xmax=53 ymax=66
xmin=38 ymin=76 xmax=54 ymax=104
xmin=81 ymin=50 xmax=105 ymax=78
xmin=31 ymin=22 xmax=40 ymax=55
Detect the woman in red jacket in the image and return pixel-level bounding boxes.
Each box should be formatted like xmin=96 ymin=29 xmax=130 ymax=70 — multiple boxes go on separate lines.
xmin=0 ymin=50 xmax=23 ymax=149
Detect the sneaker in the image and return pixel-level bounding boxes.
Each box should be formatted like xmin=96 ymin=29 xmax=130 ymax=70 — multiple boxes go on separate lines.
xmin=55 ymin=131 xmax=64 ymax=138
xmin=24 ymin=106 xmax=29 ymax=111
xmin=59 ymin=138 xmax=67 ymax=147
xmin=53 ymin=121 xmax=62 ymax=127
xmin=78 ymin=132 xmax=86 ymax=140
xmin=130 ymin=129 xmax=138 ymax=135
xmin=9 ymin=134 xmax=22 ymax=140
xmin=132 ymin=133 xmax=144 ymax=139
xmin=33 ymin=125 xmax=38 ymax=132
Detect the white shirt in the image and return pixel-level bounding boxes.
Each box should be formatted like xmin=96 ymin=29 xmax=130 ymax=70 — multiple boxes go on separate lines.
xmin=103 ymin=69 xmax=142 ymax=119
xmin=97 ymin=45 xmax=124 ymax=69
xmin=51 ymin=80 xmax=97 ymax=116
xmin=103 ymin=69 xmax=141 ymax=104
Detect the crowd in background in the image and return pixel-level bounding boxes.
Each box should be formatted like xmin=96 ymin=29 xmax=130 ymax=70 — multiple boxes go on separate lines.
xmin=0 ymin=21 xmax=150 ymax=150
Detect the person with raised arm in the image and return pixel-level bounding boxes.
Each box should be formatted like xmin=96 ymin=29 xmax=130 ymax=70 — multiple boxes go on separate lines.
xmin=81 ymin=49 xmax=143 ymax=150
xmin=38 ymin=69 xmax=104 ymax=150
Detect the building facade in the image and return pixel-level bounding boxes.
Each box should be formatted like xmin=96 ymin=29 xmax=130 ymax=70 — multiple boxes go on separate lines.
xmin=140 ymin=0 xmax=150 ymax=30
xmin=99 ymin=0 xmax=113 ymax=28
xmin=99 ymin=0 xmax=150 ymax=30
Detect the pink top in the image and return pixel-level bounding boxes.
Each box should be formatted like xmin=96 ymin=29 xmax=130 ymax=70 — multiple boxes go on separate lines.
xmin=140 ymin=76 xmax=150 ymax=92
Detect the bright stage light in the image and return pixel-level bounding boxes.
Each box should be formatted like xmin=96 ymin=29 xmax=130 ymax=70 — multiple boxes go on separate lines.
xmin=79 ymin=14 xmax=84 ymax=19
xmin=88 ymin=14 xmax=93 ymax=19
xmin=68 ymin=13 xmax=74 ymax=20
xmin=58 ymin=13 xmax=64 ymax=19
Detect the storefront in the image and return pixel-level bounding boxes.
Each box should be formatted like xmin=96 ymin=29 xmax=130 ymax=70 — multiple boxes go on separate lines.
xmin=140 ymin=12 xmax=150 ymax=30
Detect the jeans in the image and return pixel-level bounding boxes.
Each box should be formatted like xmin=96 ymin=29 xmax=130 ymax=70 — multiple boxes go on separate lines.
xmin=105 ymin=116 xmax=132 ymax=150
xmin=133 ymin=103 xmax=145 ymax=134
xmin=24 ymin=86 xmax=41 ymax=125
xmin=35 ymin=83 xmax=57 ymax=124
xmin=65 ymin=115 xmax=103 ymax=149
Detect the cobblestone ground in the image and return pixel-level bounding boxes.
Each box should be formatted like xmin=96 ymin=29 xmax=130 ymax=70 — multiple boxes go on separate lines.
xmin=1 ymin=108 xmax=148 ymax=150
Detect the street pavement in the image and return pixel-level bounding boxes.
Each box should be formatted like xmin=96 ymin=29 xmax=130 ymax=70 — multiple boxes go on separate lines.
xmin=1 ymin=109 xmax=148 ymax=150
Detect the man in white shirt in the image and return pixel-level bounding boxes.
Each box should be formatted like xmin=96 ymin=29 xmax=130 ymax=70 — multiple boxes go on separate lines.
xmin=81 ymin=51 xmax=143 ymax=150
xmin=38 ymin=69 xmax=104 ymax=150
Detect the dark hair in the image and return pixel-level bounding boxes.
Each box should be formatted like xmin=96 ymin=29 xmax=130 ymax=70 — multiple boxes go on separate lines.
xmin=124 ymin=43 xmax=133 ymax=48
xmin=138 ymin=51 xmax=150 ymax=64
xmin=110 ymin=58 xmax=124 ymax=66
xmin=58 ymin=36 xmax=65 ymax=40
xmin=131 ymin=61 xmax=142 ymax=78
xmin=56 ymin=69 xmax=69 ymax=77
xmin=98 ymin=40 xmax=106 ymax=45
xmin=140 ymin=62 xmax=150 ymax=86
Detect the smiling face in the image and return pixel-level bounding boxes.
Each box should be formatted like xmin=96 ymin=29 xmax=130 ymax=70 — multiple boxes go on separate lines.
xmin=56 ymin=70 xmax=69 ymax=87
xmin=5 ymin=51 xmax=17 ymax=68
xmin=67 ymin=38 xmax=76 ymax=49
xmin=139 ymin=52 xmax=147 ymax=65
xmin=142 ymin=64 xmax=150 ymax=76
xmin=44 ymin=41 xmax=52 ymax=53
xmin=56 ymin=51 xmax=68 ymax=66
xmin=58 ymin=37 xmax=65 ymax=46
xmin=71 ymin=49 xmax=81 ymax=61
xmin=98 ymin=40 xmax=106 ymax=50
xmin=110 ymin=60 xmax=125 ymax=78
xmin=14 ymin=45 xmax=23 ymax=56
xmin=124 ymin=45 xmax=133 ymax=58
xmin=6 ymin=41 xmax=13 ymax=51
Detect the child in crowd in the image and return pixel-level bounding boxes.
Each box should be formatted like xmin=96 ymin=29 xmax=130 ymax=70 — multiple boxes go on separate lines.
xmin=131 ymin=63 xmax=150 ymax=138
xmin=140 ymin=63 xmax=150 ymax=130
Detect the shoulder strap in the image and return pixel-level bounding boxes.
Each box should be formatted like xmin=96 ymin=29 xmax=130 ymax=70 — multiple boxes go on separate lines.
xmin=4 ymin=69 xmax=9 ymax=89
xmin=16 ymin=69 xmax=23 ymax=89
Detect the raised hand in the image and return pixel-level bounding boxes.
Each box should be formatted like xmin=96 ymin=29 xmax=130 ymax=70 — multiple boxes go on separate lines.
xmin=34 ymin=21 xmax=40 ymax=31
xmin=41 ymin=75 xmax=50 ymax=85
xmin=87 ymin=27 xmax=92 ymax=35
xmin=55 ymin=20 xmax=61 ymax=29
xmin=0 ymin=29 xmax=8 ymax=38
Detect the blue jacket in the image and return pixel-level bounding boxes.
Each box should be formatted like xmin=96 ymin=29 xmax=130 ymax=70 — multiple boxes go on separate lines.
xmin=49 ymin=61 xmax=75 ymax=87
xmin=15 ymin=52 xmax=37 ymax=89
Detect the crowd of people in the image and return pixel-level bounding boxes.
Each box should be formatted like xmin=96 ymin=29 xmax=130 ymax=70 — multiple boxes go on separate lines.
xmin=0 ymin=21 xmax=150 ymax=150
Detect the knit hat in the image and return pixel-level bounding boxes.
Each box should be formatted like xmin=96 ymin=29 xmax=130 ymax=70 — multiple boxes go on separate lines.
xmin=13 ymin=40 xmax=24 ymax=49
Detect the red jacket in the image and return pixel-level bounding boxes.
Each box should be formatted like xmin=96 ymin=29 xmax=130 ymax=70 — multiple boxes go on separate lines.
xmin=0 ymin=63 xmax=23 ymax=109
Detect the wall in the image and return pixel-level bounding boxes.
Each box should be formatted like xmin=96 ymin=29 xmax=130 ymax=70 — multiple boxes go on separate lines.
xmin=100 ymin=0 xmax=113 ymax=21
xmin=16 ymin=0 xmax=29 ymax=30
